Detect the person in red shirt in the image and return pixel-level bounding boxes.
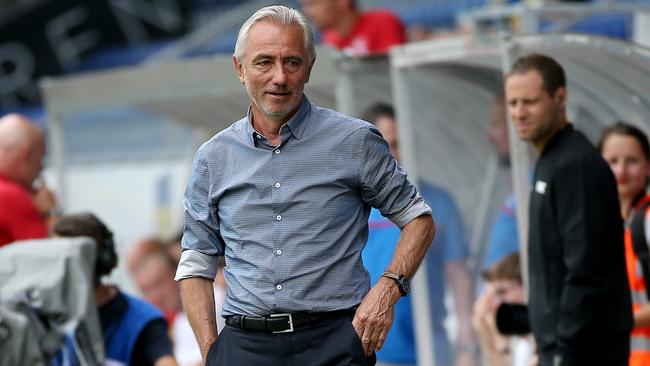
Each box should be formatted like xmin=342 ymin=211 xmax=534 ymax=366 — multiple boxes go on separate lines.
xmin=300 ymin=0 xmax=405 ymax=56
xmin=0 ymin=113 xmax=48 ymax=247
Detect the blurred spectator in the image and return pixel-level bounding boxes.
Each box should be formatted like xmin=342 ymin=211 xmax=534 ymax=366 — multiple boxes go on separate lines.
xmin=128 ymin=236 xmax=226 ymax=366
xmin=127 ymin=237 xmax=167 ymax=271
xmin=53 ymin=213 xmax=177 ymax=366
xmin=472 ymin=253 xmax=531 ymax=366
xmin=361 ymin=103 xmax=477 ymax=366
xmin=0 ymin=113 xmax=49 ymax=247
xmin=599 ymin=122 xmax=650 ymax=366
xmin=483 ymin=94 xmax=519 ymax=269
xmin=300 ymin=0 xmax=405 ymax=56
xmin=128 ymin=238 xmax=182 ymax=324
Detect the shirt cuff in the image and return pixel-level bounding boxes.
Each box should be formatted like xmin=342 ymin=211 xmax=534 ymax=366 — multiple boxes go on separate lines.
xmin=174 ymin=249 xmax=218 ymax=281
xmin=388 ymin=192 xmax=432 ymax=229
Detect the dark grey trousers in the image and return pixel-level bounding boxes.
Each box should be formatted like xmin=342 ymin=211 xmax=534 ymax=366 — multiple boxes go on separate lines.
xmin=206 ymin=312 xmax=376 ymax=366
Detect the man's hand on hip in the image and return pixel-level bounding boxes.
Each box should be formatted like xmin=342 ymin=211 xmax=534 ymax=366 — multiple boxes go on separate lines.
xmin=352 ymin=277 xmax=401 ymax=355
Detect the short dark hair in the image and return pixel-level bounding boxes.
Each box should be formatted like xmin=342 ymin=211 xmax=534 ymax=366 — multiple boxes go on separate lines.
xmin=482 ymin=252 xmax=521 ymax=284
xmin=598 ymin=121 xmax=650 ymax=160
xmin=53 ymin=212 xmax=118 ymax=278
xmin=507 ymin=53 xmax=566 ymax=96
xmin=362 ymin=103 xmax=395 ymax=125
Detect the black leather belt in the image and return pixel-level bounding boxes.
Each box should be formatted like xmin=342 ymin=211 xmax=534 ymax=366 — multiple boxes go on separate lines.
xmin=225 ymin=309 xmax=355 ymax=333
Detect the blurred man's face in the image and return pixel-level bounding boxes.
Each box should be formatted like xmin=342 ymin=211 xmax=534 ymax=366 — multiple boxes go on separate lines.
xmin=505 ymin=70 xmax=565 ymax=151
xmin=487 ymin=98 xmax=510 ymax=161
xmin=16 ymin=134 xmax=45 ymax=188
xmin=299 ymin=0 xmax=342 ymax=31
xmin=135 ymin=256 xmax=181 ymax=313
xmin=375 ymin=115 xmax=400 ymax=163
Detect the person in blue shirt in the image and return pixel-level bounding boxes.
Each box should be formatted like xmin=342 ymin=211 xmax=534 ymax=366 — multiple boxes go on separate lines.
xmin=362 ymin=103 xmax=477 ymax=366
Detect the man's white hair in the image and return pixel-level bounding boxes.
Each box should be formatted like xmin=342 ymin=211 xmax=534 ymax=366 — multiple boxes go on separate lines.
xmin=233 ymin=5 xmax=316 ymax=63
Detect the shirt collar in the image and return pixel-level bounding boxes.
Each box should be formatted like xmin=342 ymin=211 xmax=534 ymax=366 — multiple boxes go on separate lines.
xmin=245 ymin=95 xmax=312 ymax=146
xmin=541 ymin=123 xmax=573 ymax=157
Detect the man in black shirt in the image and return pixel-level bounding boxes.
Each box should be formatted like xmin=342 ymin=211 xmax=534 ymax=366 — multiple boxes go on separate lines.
xmin=504 ymin=54 xmax=633 ymax=366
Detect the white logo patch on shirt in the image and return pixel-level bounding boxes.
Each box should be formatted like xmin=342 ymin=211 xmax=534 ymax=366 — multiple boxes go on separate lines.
xmin=535 ymin=180 xmax=547 ymax=194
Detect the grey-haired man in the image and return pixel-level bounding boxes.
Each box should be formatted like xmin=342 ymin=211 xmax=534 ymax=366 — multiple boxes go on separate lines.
xmin=175 ymin=6 xmax=435 ymax=365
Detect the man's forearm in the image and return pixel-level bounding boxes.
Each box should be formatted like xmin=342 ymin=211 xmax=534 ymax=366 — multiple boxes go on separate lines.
xmin=179 ymin=277 xmax=218 ymax=361
xmin=352 ymin=214 xmax=435 ymax=355
xmin=386 ymin=214 xmax=435 ymax=277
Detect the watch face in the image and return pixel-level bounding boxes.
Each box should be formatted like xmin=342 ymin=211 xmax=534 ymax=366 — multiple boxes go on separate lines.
xmin=399 ymin=277 xmax=411 ymax=294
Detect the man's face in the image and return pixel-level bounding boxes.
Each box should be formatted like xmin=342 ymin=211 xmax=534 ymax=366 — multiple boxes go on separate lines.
xmin=234 ymin=21 xmax=314 ymax=124
xmin=375 ymin=115 xmax=400 ymax=163
xmin=299 ymin=0 xmax=340 ymax=31
xmin=487 ymin=98 xmax=509 ymax=159
xmin=20 ymin=136 xmax=45 ymax=188
xmin=134 ymin=256 xmax=181 ymax=313
xmin=505 ymin=70 xmax=565 ymax=150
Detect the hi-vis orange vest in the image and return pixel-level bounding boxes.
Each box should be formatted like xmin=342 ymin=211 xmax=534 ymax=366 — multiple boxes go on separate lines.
xmin=625 ymin=195 xmax=650 ymax=366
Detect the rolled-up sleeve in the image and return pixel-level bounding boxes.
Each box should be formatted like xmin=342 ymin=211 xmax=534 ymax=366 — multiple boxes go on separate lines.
xmin=359 ymin=127 xmax=432 ymax=228
xmin=175 ymin=147 xmax=224 ymax=281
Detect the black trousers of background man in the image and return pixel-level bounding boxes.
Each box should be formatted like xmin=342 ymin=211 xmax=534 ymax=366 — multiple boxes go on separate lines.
xmin=206 ymin=312 xmax=376 ymax=365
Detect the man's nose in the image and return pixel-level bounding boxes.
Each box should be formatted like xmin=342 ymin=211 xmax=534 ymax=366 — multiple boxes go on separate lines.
xmin=272 ymin=64 xmax=288 ymax=85
xmin=512 ymin=104 xmax=527 ymax=120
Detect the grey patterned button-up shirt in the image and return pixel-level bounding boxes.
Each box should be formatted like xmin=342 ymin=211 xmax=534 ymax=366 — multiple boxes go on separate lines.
xmin=175 ymin=96 xmax=431 ymax=316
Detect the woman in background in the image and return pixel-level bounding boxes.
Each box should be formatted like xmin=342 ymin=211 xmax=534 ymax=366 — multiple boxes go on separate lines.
xmin=599 ymin=122 xmax=650 ymax=366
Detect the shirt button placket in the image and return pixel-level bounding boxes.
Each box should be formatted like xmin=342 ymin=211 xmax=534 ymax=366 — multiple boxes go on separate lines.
xmin=272 ymin=146 xmax=283 ymax=301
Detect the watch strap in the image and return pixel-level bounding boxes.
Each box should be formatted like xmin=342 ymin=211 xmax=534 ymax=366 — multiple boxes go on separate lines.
xmin=381 ymin=271 xmax=408 ymax=296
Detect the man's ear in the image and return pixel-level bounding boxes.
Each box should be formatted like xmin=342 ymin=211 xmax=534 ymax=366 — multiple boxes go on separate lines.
xmin=233 ymin=56 xmax=245 ymax=84
xmin=555 ymin=87 xmax=567 ymax=107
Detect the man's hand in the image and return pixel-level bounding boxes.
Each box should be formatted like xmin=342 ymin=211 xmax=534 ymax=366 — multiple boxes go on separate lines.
xmin=352 ymin=277 xmax=400 ymax=355
xmin=31 ymin=180 xmax=57 ymax=217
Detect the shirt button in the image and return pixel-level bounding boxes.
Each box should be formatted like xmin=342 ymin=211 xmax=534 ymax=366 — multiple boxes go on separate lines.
xmin=275 ymin=182 xmax=281 ymax=188
xmin=274 ymin=149 xmax=280 ymax=154
xmin=256 ymin=134 xmax=262 ymax=139
xmin=276 ymin=215 xmax=282 ymax=221
xmin=276 ymin=284 xmax=282 ymax=290
xmin=276 ymin=250 xmax=282 ymax=255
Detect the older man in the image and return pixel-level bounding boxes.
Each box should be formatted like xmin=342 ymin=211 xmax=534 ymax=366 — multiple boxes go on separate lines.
xmin=175 ymin=6 xmax=435 ymax=366
xmin=0 ymin=114 xmax=48 ymax=247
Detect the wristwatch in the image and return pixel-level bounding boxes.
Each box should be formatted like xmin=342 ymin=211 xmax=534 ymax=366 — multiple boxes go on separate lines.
xmin=381 ymin=271 xmax=411 ymax=296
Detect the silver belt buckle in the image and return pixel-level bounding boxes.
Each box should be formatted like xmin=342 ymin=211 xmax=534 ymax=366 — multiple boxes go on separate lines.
xmin=270 ymin=313 xmax=293 ymax=333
